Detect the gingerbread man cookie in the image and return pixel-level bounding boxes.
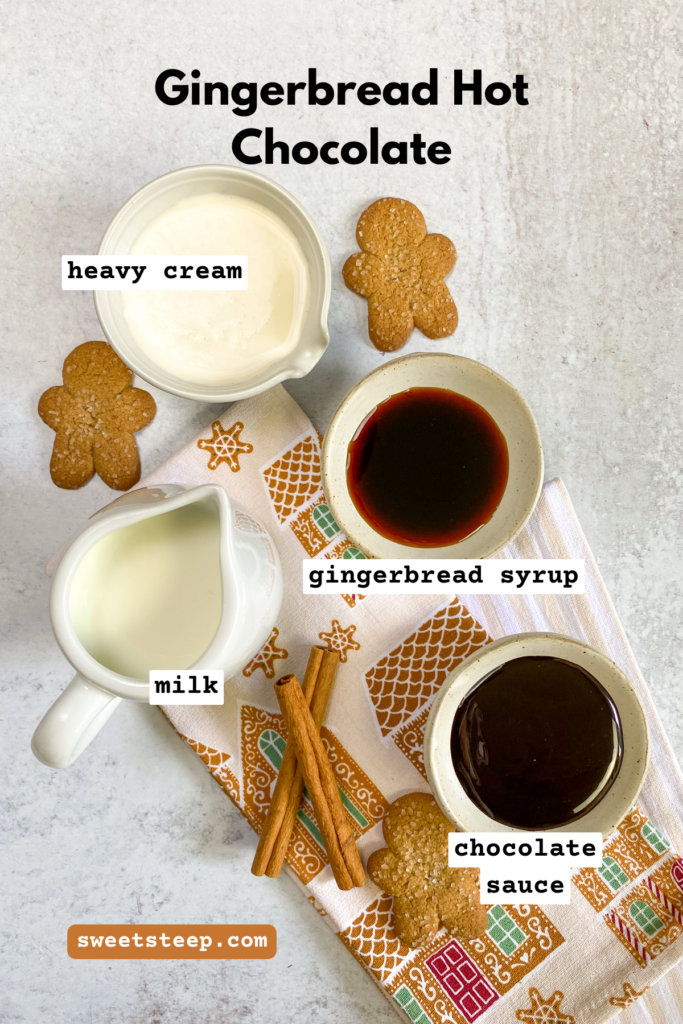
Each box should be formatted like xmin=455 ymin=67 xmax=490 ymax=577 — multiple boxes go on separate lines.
xmin=367 ymin=792 xmax=487 ymax=948
xmin=343 ymin=198 xmax=457 ymax=352
xmin=38 ymin=341 xmax=156 ymax=490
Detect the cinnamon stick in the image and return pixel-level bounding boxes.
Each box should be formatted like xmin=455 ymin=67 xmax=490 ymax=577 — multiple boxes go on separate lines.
xmin=309 ymin=648 xmax=340 ymax=731
xmin=277 ymin=674 xmax=365 ymax=889
xmin=251 ymin=646 xmax=325 ymax=876
xmin=265 ymin=648 xmax=340 ymax=878
xmin=301 ymin=691 xmax=366 ymax=888
xmin=276 ymin=673 xmax=353 ymax=889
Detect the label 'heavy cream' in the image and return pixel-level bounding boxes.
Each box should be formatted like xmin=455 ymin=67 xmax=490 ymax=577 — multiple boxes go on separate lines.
xmin=122 ymin=193 xmax=309 ymax=385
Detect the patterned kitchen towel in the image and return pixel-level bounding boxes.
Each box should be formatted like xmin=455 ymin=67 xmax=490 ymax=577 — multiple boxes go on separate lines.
xmin=133 ymin=384 xmax=683 ymax=1024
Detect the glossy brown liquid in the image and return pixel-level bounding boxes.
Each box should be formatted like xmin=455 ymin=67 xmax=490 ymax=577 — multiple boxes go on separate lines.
xmin=346 ymin=387 xmax=509 ymax=547
xmin=451 ymin=656 xmax=623 ymax=829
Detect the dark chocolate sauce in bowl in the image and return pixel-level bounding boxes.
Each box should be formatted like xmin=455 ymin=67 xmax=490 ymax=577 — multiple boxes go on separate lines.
xmin=346 ymin=387 xmax=509 ymax=547
xmin=450 ymin=656 xmax=623 ymax=830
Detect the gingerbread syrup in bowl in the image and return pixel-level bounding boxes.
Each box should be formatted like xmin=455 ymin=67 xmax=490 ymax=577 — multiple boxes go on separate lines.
xmin=346 ymin=387 xmax=509 ymax=547
xmin=321 ymin=353 xmax=544 ymax=560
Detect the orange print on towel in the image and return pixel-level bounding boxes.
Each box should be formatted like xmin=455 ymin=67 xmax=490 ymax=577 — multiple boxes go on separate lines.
xmin=465 ymin=904 xmax=565 ymax=997
xmin=605 ymin=878 xmax=681 ymax=967
xmin=306 ymin=894 xmax=328 ymax=919
xmin=363 ymin=600 xmax=490 ymax=778
xmin=647 ymin=856 xmax=683 ymax=916
xmin=569 ymin=808 xmax=682 ymax=966
xmin=339 ymin=899 xmax=564 ymax=1022
xmin=516 ymin=988 xmax=575 ymax=1023
xmin=242 ymin=627 xmax=289 ymax=679
xmin=364 ymin=599 xmax=489 ymax=740
xmin=338 ymin=895 xmax=411 ymax=984
xmin=610 ymin=808 xmax=671 ymax=874
xmin=608 ymin=982 xmax=649 ymax=1008
xmin=393 ymin=705 xmax=430 ymax=779
xmin=289 ymin=499 xmax=333 ymax=557
xmin=319 ymin=620 xmax=360 ymax=662
xmin=261 ymin=433 xmax=322 ymax=525
xmin=393 ymin=937 xmax=500 ymax=1022
xmin=197 ymin=420 xmax=253 ymax=472
xmin=393 ymin=905 xmax=563 ymax=1022
xmin=180 ymin=736 xmax=240 ymax=807
xmin=158 ymin=710 xmax=241 ymax=809
xmin=260 ymin=430 xmax=365 ymax=607
xmin=573 ymin=809 xmax=672 ymax=912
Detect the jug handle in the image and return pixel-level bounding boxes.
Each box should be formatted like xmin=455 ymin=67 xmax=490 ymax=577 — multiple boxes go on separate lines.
xmin=31 ymin=674 xmax=122 ymax=769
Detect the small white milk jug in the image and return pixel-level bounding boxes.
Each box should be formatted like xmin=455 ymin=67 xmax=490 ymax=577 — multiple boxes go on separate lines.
xmin=32 ymin=484 xmax=282 ymax=769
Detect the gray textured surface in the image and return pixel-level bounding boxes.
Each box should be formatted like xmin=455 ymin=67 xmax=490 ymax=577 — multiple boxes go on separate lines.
xmin=1 ymin=1 xmax=682 ymax=1021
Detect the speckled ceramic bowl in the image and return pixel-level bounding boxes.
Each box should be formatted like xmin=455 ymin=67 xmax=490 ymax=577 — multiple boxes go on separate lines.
xmin=321 ymin=353 xmax=544 ymax=559
xmin=424 ymin=633 xmax=650 ymax=837
xmin=94 ymin=164 xmax=330 ymax=403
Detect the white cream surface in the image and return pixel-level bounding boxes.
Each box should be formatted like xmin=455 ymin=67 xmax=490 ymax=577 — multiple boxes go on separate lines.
xmin=70 ymin=502 xmax=222 ymax=679
xmin=122 ymin=193 xmax=309 ymax=385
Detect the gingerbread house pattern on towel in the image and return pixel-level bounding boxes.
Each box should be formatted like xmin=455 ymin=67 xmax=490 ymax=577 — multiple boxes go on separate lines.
xmin=260 ymin=429 xmax=366 ymax=606
xmin=573 ymin=807 xmax=683 ymax=967
xmin=363 ymin=598 xmax=490 ymax=775
xmin=339 ymin=896 xmax=564 ymax=1023
xmin=151 ymin=393 xmax=683 ymax=1024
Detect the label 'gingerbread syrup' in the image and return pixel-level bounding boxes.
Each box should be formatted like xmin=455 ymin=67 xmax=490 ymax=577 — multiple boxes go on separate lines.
xmin=346 ymin=387 xmax=509 ymax=547
xmin=451 ymin=656 xmax=623 ymax=830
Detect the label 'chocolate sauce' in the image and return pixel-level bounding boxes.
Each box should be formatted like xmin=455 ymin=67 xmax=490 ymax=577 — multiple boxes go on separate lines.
xmin=346 ymin=387 xmax=509 ymax=547
xmin=451 ymin=656 xmax=623 ymax=829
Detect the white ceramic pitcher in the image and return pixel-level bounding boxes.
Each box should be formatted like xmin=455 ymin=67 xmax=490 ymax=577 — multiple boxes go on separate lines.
xmin=32 ymin=484 xmax=282 ymax=769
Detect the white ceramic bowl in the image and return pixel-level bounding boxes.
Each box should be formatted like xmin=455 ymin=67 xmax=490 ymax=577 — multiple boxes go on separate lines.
xmin=94 ymin=164 xmax=330 ymax=402
xmin=425 ymin=633 xmax=649 ymax=837
xmin=321 ymin=353 xmax=544 ymax=559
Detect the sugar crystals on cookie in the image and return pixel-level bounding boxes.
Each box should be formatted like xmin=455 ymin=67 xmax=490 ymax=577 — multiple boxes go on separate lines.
xmin=367 ymin=792 xmax=487 ymax=948
xmin=343 ymin=198 xmax=457 ymax=352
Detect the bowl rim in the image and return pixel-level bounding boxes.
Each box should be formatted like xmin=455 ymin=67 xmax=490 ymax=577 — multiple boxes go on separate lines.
xmin=320 ymin=352 xmax=544 ymax=559
xmin=424 ymin=631 xmax=650 ymax=837
xmin=94 ymin=163 xmax=331 ymax=403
